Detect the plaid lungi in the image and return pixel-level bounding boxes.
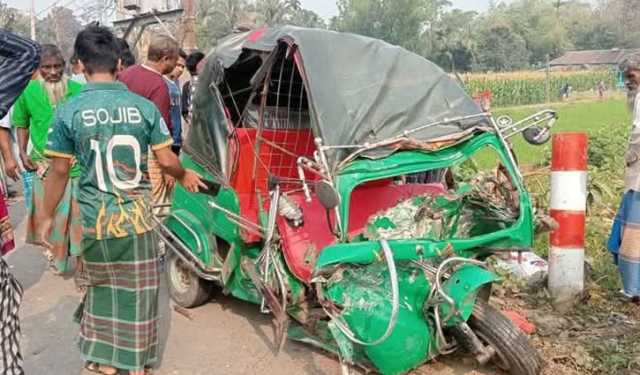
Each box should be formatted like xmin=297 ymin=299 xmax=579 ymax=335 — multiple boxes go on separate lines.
xmin=608 ymin=190 xmax=640 ymax=296
xmin=25 ymin=173 xmax=82 ymax=272
xmin=74 ymin=231 xmax=159 ymax=371
xmin=0 ymin=258 xmax=23 ymax=375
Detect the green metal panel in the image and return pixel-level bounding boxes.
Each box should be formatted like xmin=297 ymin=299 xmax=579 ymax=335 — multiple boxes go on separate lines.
xmin=173 ymin=155 xmax=242 ymax=247
xmin=315 ymin=240 xmax=450 ymax=270
xmin=324 ymin=263 xmax=433 ymax=375
xmin=438 ymin=265 xmax=498 ymax=326
xmin=330 ymin=133 xmax=533 ymax=254
xmin=164 ymin=209 xmax=213 ymax=266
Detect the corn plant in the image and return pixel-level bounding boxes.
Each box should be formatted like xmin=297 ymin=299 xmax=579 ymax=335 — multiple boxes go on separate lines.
xmin=459 ymin=70 xmax=618 ymax=107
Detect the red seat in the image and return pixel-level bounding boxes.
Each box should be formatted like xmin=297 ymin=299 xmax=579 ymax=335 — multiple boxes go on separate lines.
xmin=230 ymin=128 xmax=317 ymax=243
xmin=347 ymin=182 xmax=447 ymax=238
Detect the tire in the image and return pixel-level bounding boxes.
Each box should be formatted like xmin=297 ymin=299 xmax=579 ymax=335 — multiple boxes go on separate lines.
xmin=466 ymin=299 xmax=543 ymax=375
xmin=166 ymin=252 xmax=214 ymax=308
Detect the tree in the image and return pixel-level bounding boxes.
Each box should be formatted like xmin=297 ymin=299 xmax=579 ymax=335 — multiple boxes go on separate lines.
xmin=572 ymin=23 xmax=618 ymax=50
xmin=255 ymin=0 xmax=301 ymax=25
xmin=475 ymin=24 xmax=530 ymax=71
xmin=288 ymin=8 xmax=326 ymax=29
xmin=76 ymin=0 xmax=116 ymax=25
xmin=430 ymin=9 xmax=477 ymax=71
xmin=196 ymin=0 xmax=251 ymax=51
xmin=196 ymin=0 xmax=326 ymax=51
xmin=38 ymin=7 xmax=83 ymax=59
xmin=0 ymin=1 xmax=30 ymax=36
xmin=333 ymin=0 xmax=438 ymax=55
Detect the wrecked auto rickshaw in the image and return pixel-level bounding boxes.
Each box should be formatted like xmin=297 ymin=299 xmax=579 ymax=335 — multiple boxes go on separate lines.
xmin=155 ymin=26 xmax=557 ymax=375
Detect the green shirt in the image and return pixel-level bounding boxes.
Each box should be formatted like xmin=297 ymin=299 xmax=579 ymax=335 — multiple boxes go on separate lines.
xmin=45 ymin=82 xmax=173 ymax=240
xmin=11 ymin=79 xmax=82 ymax=176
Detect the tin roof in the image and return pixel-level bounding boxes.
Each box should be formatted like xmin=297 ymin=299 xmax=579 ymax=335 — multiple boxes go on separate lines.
xmin=550 ymin=49 xmax=640 ymax=66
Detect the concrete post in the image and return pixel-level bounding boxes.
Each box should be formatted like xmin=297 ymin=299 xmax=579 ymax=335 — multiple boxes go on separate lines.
xmin=548 ymin=133 xmax=588 ymax=308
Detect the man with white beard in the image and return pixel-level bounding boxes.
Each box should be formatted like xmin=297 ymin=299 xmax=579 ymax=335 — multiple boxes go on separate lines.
xmin=11 ymin=44 xmax=82 ymax=275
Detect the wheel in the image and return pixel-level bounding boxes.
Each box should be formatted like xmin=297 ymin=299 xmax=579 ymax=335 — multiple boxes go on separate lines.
xmin=166 ymin=252 xmax=214 ymax=308
xmin=466 ymin=299 xmax=543 ymax=375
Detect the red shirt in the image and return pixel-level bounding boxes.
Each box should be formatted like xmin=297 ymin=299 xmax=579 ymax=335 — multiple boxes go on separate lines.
xmin=119 ymin=64 xmax=172 ymax=132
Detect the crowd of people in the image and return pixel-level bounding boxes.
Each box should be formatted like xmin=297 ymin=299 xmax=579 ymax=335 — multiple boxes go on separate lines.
xmin=0 ymin=24 xmax=207 ymax=375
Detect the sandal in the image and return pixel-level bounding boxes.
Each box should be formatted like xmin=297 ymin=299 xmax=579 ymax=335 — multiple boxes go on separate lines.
xmin=85 ymin=362 xmax=119 ymax=375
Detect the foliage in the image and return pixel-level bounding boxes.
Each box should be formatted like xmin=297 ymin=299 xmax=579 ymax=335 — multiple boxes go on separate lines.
xmin=38 ymin=7 xmax=83 ymax=60
xmin=460 ymin=70 xmax=617 ymax=107
xmin=196 ymin=0 xmax=326 ymax=52
xmin=329 ymin=0 xmax=640 ymax=72
xmin=332 ymin=0 xmax=441 ymax=55
xmin=474 ymin=24 xmax=530 ymax=72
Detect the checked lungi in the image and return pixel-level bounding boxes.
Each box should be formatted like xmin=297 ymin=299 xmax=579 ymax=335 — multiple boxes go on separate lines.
xmin=0 ymin=188 xmax=20 ymax=375
xmin=0 ymin=258 xmax=22 ymax=375
xmin=25 ymin=167 xmax=82 ymax=273
xmin=608 ymin=190 xmax=640 ymax=296
xmin=74 ymin=231 xmax=160 ymax=371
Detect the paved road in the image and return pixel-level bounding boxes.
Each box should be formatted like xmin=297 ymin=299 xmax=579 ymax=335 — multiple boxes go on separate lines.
xmin=5 ymin=191 xmax=499 ymax=375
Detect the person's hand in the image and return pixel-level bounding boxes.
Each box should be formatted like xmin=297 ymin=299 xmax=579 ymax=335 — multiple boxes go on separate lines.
xmin=36 ymin=215 xmax=54 ymax=250
xmin=4 ymin=156 xmax=19 ymax=180
xmin=178 ymin=169 xmax=206 ymax=193
xmin=20 ymin=151 xmax=36 ymax=171
xmin=164 ymin=174 xmax=176 ymax=190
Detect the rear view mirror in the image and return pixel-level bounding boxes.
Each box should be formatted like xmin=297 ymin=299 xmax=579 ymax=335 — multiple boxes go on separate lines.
xmin=315 ymin=180 xmax=339 ymax=209
xmin=523 ymin=126 xmax=551 ymax=145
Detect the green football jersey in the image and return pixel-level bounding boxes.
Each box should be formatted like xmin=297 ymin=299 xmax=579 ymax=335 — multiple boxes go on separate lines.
xmin=45 ymin=82 xmax=173 ymax=240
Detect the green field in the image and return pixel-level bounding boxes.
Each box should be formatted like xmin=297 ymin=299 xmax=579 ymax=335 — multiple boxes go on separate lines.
xmin=494 ymin=98 xmax=629 ymax=166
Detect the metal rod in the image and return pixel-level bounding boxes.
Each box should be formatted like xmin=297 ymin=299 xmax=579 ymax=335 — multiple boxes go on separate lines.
xmin=490 ymin=117 xmax=523 ymax=181
xmin=207 ymin=200 xmax=264 ymax=234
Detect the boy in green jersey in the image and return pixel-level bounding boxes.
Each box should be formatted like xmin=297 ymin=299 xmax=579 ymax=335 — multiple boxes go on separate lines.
xmin=38 ymin=26 xmax=205 ymax=375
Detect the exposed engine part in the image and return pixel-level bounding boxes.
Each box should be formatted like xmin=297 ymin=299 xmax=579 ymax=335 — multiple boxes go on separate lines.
xmin=279 ymin=194 xmax=304 ymax=227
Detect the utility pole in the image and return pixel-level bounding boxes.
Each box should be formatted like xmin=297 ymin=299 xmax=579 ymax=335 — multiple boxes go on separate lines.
xmin=545 ymin=54 xmax=550 ymax=104
xmin=30 ymin=0 xmax=36 ymax=40
xmin=181 ymin=0 xmax=197 ymax=52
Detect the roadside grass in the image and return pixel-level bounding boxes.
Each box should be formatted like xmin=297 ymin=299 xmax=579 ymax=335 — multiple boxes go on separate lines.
xmin=485 ymin=97 xmax=630 ymax=289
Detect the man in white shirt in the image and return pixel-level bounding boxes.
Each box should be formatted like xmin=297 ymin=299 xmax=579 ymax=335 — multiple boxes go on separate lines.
xmin=0 ymin=109 xmax=19 ymax=181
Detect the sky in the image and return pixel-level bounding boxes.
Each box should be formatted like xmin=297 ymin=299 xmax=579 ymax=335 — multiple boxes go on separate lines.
xmin=8 ymin=0 xmax=494 ymax=19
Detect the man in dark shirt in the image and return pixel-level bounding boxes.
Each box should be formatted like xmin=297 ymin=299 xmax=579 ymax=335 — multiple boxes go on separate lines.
xmin=0 ymin=28 xmax=40 ymax=375
xmin=119 ymin=35 xmax=178 ymax=133
xmin=119 ymin=35 xmax=179 ymax=216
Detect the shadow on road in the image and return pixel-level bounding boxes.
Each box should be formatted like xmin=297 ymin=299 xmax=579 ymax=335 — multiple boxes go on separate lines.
xmin=210 ymin=289 xmax=340 ymax=375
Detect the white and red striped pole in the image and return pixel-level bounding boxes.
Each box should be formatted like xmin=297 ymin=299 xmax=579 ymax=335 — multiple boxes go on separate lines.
xmin=548 ymin=133 xmax=588 ymax=308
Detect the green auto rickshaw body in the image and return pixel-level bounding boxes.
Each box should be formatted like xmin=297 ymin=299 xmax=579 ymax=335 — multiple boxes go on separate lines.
xmin=167 ymin=131 xmax=530 ymax=374
xmin=161 ymin=26 xmax=539 ymax=375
